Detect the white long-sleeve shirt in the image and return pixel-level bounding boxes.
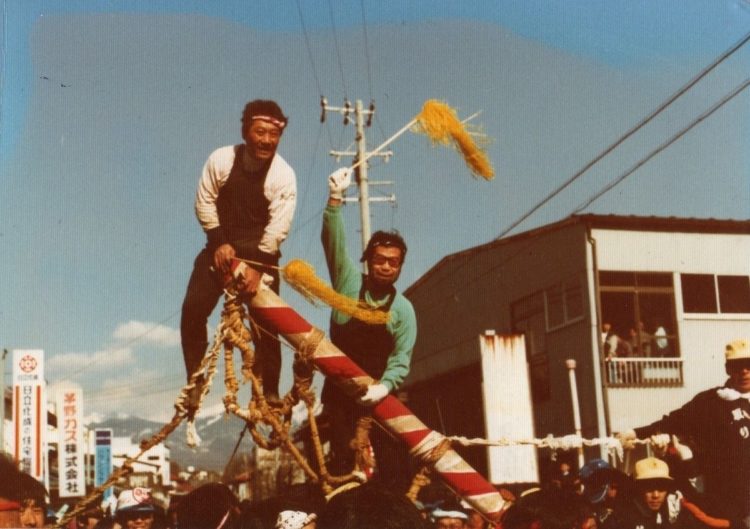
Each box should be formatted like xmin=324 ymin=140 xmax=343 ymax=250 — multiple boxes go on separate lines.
xmin=194 ymin=145 xmax=296 ymax=258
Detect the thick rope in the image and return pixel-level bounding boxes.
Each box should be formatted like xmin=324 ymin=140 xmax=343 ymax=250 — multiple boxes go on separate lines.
xmin=406 ymin=466 xmax=432 ymax=503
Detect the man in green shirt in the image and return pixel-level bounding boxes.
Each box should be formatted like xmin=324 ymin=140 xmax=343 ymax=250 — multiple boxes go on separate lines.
xmin=321 ymin=167 xmax=417 ymax=480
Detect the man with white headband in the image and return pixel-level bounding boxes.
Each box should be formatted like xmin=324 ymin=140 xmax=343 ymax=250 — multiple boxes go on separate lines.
xmin=181 ymin=99 xmax=296 ymax=412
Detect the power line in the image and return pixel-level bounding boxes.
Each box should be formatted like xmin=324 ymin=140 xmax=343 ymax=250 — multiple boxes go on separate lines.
xmin=294 ymin=0 xmax=324 ymax=98
xmin=359 ymin=0 xmax=375 ymax=99
xmin=408 ymin=78 xmax=750 ymax=314
xmin=573 ymin=77 xmax=750 ymax=213
xmin=495 ymin=30 xmax=750 ymax=239
xmin=56 ymin=308 xmax=182 ymax=383
xmin=326 ymin=0 xmax=350 ymax=99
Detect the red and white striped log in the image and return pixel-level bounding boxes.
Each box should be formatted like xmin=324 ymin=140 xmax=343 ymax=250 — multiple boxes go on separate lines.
xmin=243 ymin=274 xmax=505 ymax=521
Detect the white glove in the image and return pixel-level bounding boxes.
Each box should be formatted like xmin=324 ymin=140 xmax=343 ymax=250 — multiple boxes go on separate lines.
xmin=650 ymin=433 xmax=670 ymax=456
xmin=357 ymin=383 xmax=389 ymax=406
xmin=671 ymin=435 xmax=693 ymax=460
xmin=328 ymin=167 xmax=352 ymax=200
xmin=615 ymin=429 xmax=637 ymax=450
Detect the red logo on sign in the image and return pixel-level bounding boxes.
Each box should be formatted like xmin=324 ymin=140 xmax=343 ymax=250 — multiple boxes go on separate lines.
xmin=19 ymin=355 xmax=37 ymax=373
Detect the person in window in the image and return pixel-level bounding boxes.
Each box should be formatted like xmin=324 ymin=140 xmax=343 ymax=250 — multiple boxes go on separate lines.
xmin=652 ymin=323 xmax=672 ymax=357
xmin=629 ymin=322 xmax=652 ymax=357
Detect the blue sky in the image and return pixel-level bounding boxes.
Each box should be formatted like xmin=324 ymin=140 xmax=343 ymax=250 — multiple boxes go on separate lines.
xmin=1 ymin=0 xmax=749 ymax=422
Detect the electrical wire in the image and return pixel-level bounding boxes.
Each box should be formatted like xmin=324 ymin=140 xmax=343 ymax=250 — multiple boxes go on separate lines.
xmin=294 ymin=0 xmax=335 ymax=149
xmin=359 ymin=0 xmax=375 ymax=101
xmin=495 ymin=30 xmax=750 ymax=239
xmin=326 ymin=0 xmax=350 ymax=100
xmin=573 ymin=77 xmax=750 ymax=213
xmin=55 ymin=308 xmax=182 ymax=383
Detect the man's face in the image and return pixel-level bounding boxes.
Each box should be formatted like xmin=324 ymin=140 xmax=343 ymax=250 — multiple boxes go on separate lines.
xmin=436 ymin=517 xmax=466 ymax=529
xmin=727 ymin=359 xmax=750 ymax=393
xmin=244 ymin=119 xmax=282 ymax=162
xmin=642 ymin=488 xmax=667 ymax=512
xmin=120 ymin=511 xmax=154 ymax=529
xmin=466 ymin=511 xmax=485 ymax=529
xmin=368 ymin=246 xmax=403 ymax=288
xmin=19 ymin=499 xmax=45 ymax=528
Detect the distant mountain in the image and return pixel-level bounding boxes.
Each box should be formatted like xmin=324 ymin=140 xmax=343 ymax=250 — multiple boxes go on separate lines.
xmin=87 ymin=412 xmax=254 ymax=473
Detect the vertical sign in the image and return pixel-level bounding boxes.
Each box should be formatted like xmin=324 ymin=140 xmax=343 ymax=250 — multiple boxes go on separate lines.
xmin=479 ymin=332 xmax=539 ymax=484
xmin=12 ymin=349 xmax=46 ymax=481
xmin=94 ymin=429 xmax=113 ymax=501
xmin=57 ymin=385 xmax=86 ymax=498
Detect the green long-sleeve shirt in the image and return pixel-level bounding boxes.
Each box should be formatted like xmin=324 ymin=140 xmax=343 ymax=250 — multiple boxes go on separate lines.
xmin=321 ymin=204 xmax=417 ymax=391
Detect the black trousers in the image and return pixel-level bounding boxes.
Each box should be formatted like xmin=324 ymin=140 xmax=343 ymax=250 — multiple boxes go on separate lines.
xmin=180 ymin=248 xmax=281 ymax=396
xmin=322 ymin=385 xmax=409 ymax=487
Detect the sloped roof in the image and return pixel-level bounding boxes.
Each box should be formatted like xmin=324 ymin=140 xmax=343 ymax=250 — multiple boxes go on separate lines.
xmin=405 ymin=214 xmax=750 ymax=295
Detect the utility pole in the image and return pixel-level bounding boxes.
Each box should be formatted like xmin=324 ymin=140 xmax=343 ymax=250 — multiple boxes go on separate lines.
xmin=321 ymin=97 xmax=396 ymax=264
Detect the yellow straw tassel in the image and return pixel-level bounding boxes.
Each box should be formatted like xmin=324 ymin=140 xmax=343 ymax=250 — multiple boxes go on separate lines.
xmin=413 ymin=100 xmax=495 ymax=180
xmin=282 ymin=259 xmax=390 ymax=325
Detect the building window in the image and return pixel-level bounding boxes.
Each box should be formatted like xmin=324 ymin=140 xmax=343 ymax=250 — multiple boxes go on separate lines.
xmin=511 ymin=292 xmax=550 ymax=402
xmin=544 ymin=277 xmax=585 ymax=331
xmin=681 ymin=274 xmax=750 ymax=314
xmin=599 ymin=271 xmax=679 ymax=358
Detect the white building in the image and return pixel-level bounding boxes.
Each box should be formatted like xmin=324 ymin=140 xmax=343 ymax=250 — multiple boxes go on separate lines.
xmin=401 ymin=214 xmax=750 ymax=480
xmin=105 ymin=436 xmax=171 ymax=487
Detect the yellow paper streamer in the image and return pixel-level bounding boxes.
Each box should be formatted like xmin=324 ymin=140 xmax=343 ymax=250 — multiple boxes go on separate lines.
xmin=413 ymin=100 xmax=495 ymax=180
xmin=282 ymin=259 xmax=390 ymax=325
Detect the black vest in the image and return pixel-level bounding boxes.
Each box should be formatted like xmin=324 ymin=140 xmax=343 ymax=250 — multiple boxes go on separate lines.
xmin=322 ymin=279 xmax=396 ymax=403
xmin=215 ymin=145 xmax=272 ymax=258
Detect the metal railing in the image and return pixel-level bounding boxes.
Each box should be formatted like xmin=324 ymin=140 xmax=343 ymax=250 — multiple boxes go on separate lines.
xmin=603 ymin=357 xmax=684 ymax=387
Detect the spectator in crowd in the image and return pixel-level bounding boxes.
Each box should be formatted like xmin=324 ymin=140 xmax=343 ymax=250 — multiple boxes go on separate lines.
xmin=316 ymin=481 xmax=428 ymax=529
xmin=76 ymin=503 xmax=105 ymax=529
xmin=115 ymin=488 xmax=157 ymax=529
xmin=602 ymin=457 xmax=693 ymax=529
xmin=463 ymin=504 xmax=489 ymax=529
xmin=500 ymin=488 xmax=596 ymax=529
xmin=19 ymin=472 xmax=47 ymax=528
xmin=618 ymin=338 xmax=750 ymax=527
xmin=275 ymin=509 xmax=317 ymax=529
xmin=175 ymin=483 xmax=240 ymax=529
xmin=548 ymin=460 xmax=579 ymax=494
xmin=578 ymin=458 xmax=629 ymax=526
xmin=430 ymin=498 xmax=469 ymax=529
xmin=0 ymin=453 xmax=22 ymax=528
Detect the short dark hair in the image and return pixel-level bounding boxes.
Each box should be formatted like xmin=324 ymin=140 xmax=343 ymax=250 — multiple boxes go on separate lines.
xmin=20 ymin=472 xmax=47 ymax=508
xmin=241 ymin=99 xmax=288 ymax=136
xmin=360 ymin=230 xmax=408 ymax=263
xmin=317 ymin=482 xmax=428 ymax=529
xmin=501 ymin=488 xmax=594 ymax=529
xmin=176 ymin=483 xmax=238 ymax=529
xmin=0 ymin=452 xmax=21 ymax=502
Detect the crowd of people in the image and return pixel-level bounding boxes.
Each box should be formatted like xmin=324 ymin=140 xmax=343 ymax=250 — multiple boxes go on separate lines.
xmin=0 ymin=451 xmax=741 ymax=529
xmin=602 ymin=321 xmax=674 ymax=359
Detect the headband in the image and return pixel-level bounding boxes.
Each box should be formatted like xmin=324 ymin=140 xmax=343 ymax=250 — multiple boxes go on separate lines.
xmin=251 ymin=115 xmax=287 ymax=129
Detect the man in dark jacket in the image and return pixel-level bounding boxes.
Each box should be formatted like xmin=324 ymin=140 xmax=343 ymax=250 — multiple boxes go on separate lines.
xmin=618 ymin=338 xmax=750 ymax=528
